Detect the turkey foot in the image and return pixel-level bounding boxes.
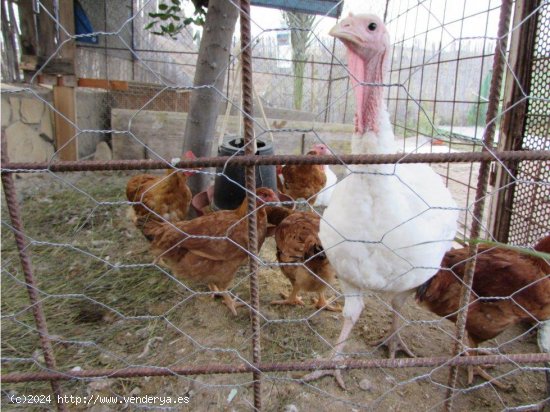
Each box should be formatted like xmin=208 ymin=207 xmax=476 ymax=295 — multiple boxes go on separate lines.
xmin=374 ymin=330 xmax=415 ymax=359
xmin=301 ymin=367 xmax=346 ymax=390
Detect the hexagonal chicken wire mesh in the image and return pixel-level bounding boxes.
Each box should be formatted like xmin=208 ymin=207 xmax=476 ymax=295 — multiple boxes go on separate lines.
xmin=1 ymin=0 xmax=549 ymax=411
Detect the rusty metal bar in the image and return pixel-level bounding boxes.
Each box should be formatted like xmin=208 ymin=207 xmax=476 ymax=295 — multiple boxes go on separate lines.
xmin=239 ymin=0 xmax=262 ymax=409
xmin=1 ymin=132 xmax=68 ymax=412
xmin=2 ymin=150 xmax=549 ymax=174
xmin=4 ymin=352 xmax=549 ymax=383
xmin=445 ymin=1 xmax=514 ymax=410
xmin=2 ymin=353 xmax=548 ymax=383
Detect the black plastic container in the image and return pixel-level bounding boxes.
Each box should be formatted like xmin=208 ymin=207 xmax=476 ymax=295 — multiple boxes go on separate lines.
xmin=213 ymin=137 xmax=277 ymax=210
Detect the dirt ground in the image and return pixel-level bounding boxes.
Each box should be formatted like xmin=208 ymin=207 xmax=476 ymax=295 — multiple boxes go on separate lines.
xmin=1 ymin=164 xmax=548 ymax=411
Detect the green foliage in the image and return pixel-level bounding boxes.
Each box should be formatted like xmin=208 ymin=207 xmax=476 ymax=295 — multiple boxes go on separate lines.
xmin=145 ymin=0 xmax=206 ymax=39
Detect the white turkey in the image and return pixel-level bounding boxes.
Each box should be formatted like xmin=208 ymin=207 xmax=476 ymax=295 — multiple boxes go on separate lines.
xmin=303 ymin=13 xmax=458 ymax=389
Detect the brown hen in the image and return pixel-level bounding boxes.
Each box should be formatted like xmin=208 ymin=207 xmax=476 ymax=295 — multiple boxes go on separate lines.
xmin=280 ymin=145 xmax=328 ymax=204
xmin=126 ymin=151 xmax=196 ymax=235
xmin=143 ymin=188 xmax=279 ymax=315
xmin=416 ymin=234 xmax=550 ymax=388
xmin=271 ymin=210 xmax=340 ymax=311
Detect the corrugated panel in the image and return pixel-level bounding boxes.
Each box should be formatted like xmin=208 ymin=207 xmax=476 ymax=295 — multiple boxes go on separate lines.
xmin=250 ymin=0 xmax=343 ymax=18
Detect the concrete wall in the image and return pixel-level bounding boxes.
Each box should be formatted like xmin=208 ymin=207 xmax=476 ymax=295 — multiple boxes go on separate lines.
xmin=111 ymin=108 xmax=353 ymax=161
xmin=75 ymin=88 xmax=110 ymax=158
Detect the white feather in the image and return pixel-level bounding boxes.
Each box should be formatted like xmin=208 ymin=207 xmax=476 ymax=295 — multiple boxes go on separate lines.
xmin=314 ymin=166 xmax=338 ymax=207
xmin=539 ymin=320 xmax=550 ymax=354
xmin=320 ymin=108 xmax=458 ymax=294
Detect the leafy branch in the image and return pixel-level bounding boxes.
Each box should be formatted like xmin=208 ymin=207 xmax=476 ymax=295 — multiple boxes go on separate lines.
xmin=145 ymin=0 xmax=207 ymax=39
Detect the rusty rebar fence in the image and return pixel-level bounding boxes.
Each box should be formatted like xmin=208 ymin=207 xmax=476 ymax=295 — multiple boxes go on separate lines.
xmin=2 ymin=0 xmax=549 ymax=411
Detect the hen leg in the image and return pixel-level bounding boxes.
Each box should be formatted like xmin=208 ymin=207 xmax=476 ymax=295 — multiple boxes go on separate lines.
xmin=271 ymin=285 xmax=305 ymax=306
xmin=467 ymin=365 xmax=510 ymax=390
xmin=221 ymin=293 xmax=246 ymax=316
xmin=314 ymin=291 xmax=342 ymax=312
xmin=374 ymin=290 xmax=415 ymax=358
xmin=466 ymin=345 xmax=510 ymax=390
xmin=301 ymin=294 xmax=364 ymax=390
xmin=208 ymin=283 xmax=223 ymax=299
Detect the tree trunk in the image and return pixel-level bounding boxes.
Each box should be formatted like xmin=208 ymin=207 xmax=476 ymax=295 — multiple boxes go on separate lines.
xmin=183 ymin=0 xmax=239 ymax=193
xmin=293 ymin=59 xmax=306 ymax=110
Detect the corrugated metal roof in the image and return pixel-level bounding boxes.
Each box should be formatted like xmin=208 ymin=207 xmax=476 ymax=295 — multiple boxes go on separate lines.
xmin=250 ymin=0 xmax=343 ymax=18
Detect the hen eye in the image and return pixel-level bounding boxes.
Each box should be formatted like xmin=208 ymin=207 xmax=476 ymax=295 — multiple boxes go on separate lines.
xmin=368 ymin=22 xmax=377 ymax=31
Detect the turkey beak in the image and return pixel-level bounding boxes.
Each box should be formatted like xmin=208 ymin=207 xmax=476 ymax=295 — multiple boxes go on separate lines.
xmin=329 ymin=17 xmax=363 ymax=46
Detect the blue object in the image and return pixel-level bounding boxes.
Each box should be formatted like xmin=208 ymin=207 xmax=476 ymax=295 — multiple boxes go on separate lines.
xmin=74 ymin=0 xmax=98 ymax=44
xmin=251 ymin=0 xmax=343 ymax=18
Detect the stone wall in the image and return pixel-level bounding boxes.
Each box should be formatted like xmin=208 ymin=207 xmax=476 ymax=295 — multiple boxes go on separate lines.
xmin=1 ymin=85 xmax=111 ymax=162
xmin=2 ymin=86 xmax=55 ymax=163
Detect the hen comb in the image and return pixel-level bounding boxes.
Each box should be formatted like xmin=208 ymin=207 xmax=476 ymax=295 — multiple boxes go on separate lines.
xmin=184 ymin=150 xmax=197 ymax=160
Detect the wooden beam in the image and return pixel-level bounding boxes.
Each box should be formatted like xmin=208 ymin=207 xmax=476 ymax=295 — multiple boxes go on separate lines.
xmin=53 ymin=84 xmax=78 ymax=160
xmin=18 ymin=0 xmax=38 ymax=55
xmin=57 ymin=0 xmax=75 ymax=62
xmin=77 ymin=78 xmax=129 ymax=91
xmin=35 ymin=0 xmax=75 ymax=76
xmin=37 ymin=0 xmax=56 ymax=61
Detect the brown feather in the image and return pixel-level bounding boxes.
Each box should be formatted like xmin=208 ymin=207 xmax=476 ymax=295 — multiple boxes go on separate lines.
xmin=275 ymin=211 xmax=336 ymax=297
xmin=416 ymin=236 xmax=550 ymax=346
xmin=126 ymin=169 xmax=192 ymax=226
xmin=280 ymin=151 xmax=327 ymax=205
xmin=147 ymin=188 xmax=275 ymax=296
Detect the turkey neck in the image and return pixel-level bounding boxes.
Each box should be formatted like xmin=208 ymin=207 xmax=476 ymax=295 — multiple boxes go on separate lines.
xmin=348 ymin=48 xmax=396 ymax=157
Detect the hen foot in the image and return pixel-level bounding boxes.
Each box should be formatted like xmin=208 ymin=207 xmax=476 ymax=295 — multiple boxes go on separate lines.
xmin=222 ymin=295 xmax=245 ymax=316
xmin=314 ymin=295 xmax=342 ymax=312
xmin=271 ymin=292 xmax=305 ymax=306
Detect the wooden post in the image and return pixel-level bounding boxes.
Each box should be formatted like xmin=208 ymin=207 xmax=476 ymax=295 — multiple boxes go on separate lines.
xmin=18 ymin=0 xmax=39 ymax=81
xmin=53 ymin=78 xmax=78 ymax=160
xmin=488 ymin=0 xmax=539 ymax=243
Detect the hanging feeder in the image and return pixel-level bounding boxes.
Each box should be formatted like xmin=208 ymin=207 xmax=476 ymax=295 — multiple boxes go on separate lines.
xmin=212 ymin=136 xmax=277 ymax=210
